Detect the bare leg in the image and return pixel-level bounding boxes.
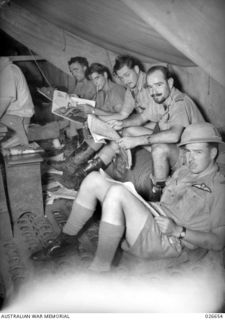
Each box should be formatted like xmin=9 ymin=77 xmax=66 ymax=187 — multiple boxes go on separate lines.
xmin=90 ymin=185 xmax=152 ymax=271
xmin=102 ymin=185 xmax=150 ymax=245
xmin=63 ymin=171 xmax=114 ymax=235
xmin=151 ymin=143 xmax=179 ymax=182
xmin=122 ymin=126 xmax=153 ymax=152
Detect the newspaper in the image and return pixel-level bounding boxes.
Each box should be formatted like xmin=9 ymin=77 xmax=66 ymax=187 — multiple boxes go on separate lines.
xmin=87 ymin=114 xmax=132 ymax=169
xmin=52 ymin=90 xmax=95 ymax=125
xmin=45 ymin=181 xmax=77 ymax=205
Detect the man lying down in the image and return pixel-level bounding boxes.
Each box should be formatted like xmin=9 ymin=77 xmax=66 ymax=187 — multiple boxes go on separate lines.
xmin=31 ymin=122 xmax=225 ymax=273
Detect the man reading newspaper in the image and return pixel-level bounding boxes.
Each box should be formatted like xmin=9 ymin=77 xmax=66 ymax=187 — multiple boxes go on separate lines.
xmin=31 ymin=123 xmax=225 ymax=274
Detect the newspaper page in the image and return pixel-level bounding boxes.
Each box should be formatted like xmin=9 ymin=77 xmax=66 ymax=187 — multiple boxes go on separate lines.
xmin=87 ymin=114 xmax=132 ymax=169
xmin=52 ymin=90 xmax=95 ymax=125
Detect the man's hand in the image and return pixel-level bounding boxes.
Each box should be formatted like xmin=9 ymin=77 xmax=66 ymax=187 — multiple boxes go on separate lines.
xmin=117 ymin=136 xmax=139 ymax=150
xmin=107 ymin=120 xmax=124 ymax=131
xmin=77 ymin=104 xmax=94 ymax=114
xmin=155 ymin=216 xmax=181 ymax=236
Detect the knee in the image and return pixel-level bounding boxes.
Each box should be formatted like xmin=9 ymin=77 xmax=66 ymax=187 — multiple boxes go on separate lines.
xmin=103 ymin=185 xmax=126 ymax=205
xmin=80 ymin=171 xmax=103 ymax=191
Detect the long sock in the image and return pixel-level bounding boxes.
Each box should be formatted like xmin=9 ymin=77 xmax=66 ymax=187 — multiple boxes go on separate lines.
xmin=63 ymin=201 xmax=94 ymax=236
xmin=89 ymin=221 xmax=125 ymax=272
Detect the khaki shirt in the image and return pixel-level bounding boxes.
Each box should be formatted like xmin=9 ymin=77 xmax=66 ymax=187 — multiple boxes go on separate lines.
xmin=160 ymin=164 xmax=225 ymax=232
xmin=95 ymin=81 xmax=125 ymax=113
xmin=143 ymin=87 xmax=204 ymax=130
xmin=121 ymin=71 xmax=160 ymax=122
xmin=0 ymin=58 xmax=34 ymax=118
xmin=73 ymin=78 xmax=96 ymax=100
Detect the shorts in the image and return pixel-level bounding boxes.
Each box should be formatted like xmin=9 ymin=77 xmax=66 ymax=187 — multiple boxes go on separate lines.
xmin=121 ymin=214 xmax=182 ymax=259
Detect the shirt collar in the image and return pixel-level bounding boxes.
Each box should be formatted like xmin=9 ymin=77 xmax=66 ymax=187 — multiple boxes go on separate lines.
xmin=164 ymin=87 xmax=176 ymax=109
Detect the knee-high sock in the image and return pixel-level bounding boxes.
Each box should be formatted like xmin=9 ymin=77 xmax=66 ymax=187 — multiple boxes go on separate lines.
xmin=89 ymin=221 xmax=125 ymax=272
xmin=63 ymin=201 xmax=94 ymax=236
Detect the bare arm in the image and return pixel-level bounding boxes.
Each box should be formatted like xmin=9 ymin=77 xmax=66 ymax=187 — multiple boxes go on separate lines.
xmin=0 ymin=98 xmax=11 ymax=118
xmin=155 ymin=216 xmax=225 ymax=251
xmin=181 ymin=226 xmax=225 ymax=251
xmin=147 ymin=124 xmax=184 ymax=144
xmin=117 ymin=124 xmax=184 ymax=150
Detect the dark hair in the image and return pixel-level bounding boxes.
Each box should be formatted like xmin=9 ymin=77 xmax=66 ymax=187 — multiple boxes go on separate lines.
xmin=113 ymin=54 xmax=145 ymax=75
xmin=146 ymin=65 xmax=172 ymax=80
xmin=86 ymin=63 xmax=113 ymax=81
xmin=68 ymin=56 xmax=89 ymax=68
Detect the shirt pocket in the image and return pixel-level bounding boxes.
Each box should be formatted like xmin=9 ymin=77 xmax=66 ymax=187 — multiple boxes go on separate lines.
xmin=178 ymin=187 xmax=210 ymax=231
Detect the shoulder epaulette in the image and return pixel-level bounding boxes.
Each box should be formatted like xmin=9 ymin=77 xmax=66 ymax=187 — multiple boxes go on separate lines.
xmin=174 ymin=93 xmax=185 ymax=103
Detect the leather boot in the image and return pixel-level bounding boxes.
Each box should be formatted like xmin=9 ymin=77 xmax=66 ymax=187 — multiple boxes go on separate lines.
xmin=30 ymin=232 xmax=78 ymax=261
xmin=49 ymin=156 xmax=77 ymax=175
xmin=67 ymin=158 xmax=106 ymax=190
xmin=73 ymin=141 xmax=95 ymax=165
xmin=83 ymin=157 xmax=106 ymax=175
xmin=150 ymin=180 xmax=165 ymax=202
xmin=62 ymin=135 xmax=79 ymax=158
xmin=49 ymin=141 xmax=95 ymax=174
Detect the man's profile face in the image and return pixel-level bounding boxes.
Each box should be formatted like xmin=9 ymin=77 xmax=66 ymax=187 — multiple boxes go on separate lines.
xmin=146 ymin=70 xmax=171 ymax=104
xmin=90 ymin=72 xmax=107 ymax=91
xmin=116 ymin=65 xmax=139 ymax=89
xmin=184 ymin=142 xmax=215 ymax=174
xmin=69 ymin=62 xmax=86 ymax=82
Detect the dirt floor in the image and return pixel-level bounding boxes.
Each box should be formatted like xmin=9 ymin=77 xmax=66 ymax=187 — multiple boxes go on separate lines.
xmin=0 ymin=135 xmax=225 ymax=312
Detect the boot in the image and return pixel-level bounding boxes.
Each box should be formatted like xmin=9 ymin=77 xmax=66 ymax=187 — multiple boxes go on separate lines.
xmin=66 ymin=158 xmax=105 ymax=190
xmin=83 ymin=157 xmax=106 ymax=175
xmin=73 ymin=141 xmax=95 ymax=165
xmin=30 ymin=232 xmax=78 ymax=261
xmin=62 ymin=135 xmax=79 ymax=158
xmin=149 ymin=179 xmax=165 ymax=202
xmin=49 ymin=156 xmax=78 ymax=175
xmin=49 ymin=141 xmax=95 ymax=172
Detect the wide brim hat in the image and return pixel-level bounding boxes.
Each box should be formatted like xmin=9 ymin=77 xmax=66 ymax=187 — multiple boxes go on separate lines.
xmin=178 ymin=122 xmax=225 ymax=149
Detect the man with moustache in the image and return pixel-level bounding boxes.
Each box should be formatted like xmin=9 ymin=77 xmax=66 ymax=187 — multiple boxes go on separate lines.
xmin=110 ymin=65 xmax=205 ymax=199
xmin=78 ymin=64 xmax=204 ymax=201
xmin=31 ymin=123 xmax=225 ymax=272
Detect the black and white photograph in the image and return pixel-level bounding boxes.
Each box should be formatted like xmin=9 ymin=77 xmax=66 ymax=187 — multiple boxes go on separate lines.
xmin=0 ymin=0 xmax=225 ymax=317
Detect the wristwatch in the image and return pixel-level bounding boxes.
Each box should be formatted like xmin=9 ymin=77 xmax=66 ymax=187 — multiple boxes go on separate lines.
xmin=178 ymin=226 xmax=186 ymax=239
xmin=146 ymin=135 xmax=151 ymax=145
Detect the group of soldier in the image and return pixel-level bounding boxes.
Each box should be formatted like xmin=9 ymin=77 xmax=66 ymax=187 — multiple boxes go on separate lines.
xmin=28 ymin=54 xmax=225 ymax=272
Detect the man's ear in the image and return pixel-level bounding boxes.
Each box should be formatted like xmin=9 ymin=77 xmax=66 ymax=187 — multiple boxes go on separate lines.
xmin=211 ymin=147 xmax=218 ymax=161
xmin=168 ymin=77 xmax=174 ymax=89
xmin=83 ymin=66 xmax=87 ymax=72
xmin=134 ymin=65 xmax=140 ymax=74
xmin=103 ymin=71 xmax=108 ymax=79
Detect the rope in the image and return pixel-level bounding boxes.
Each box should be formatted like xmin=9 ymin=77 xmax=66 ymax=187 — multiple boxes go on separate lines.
xmin=28 ymin=49 xmax=52 ymax=87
